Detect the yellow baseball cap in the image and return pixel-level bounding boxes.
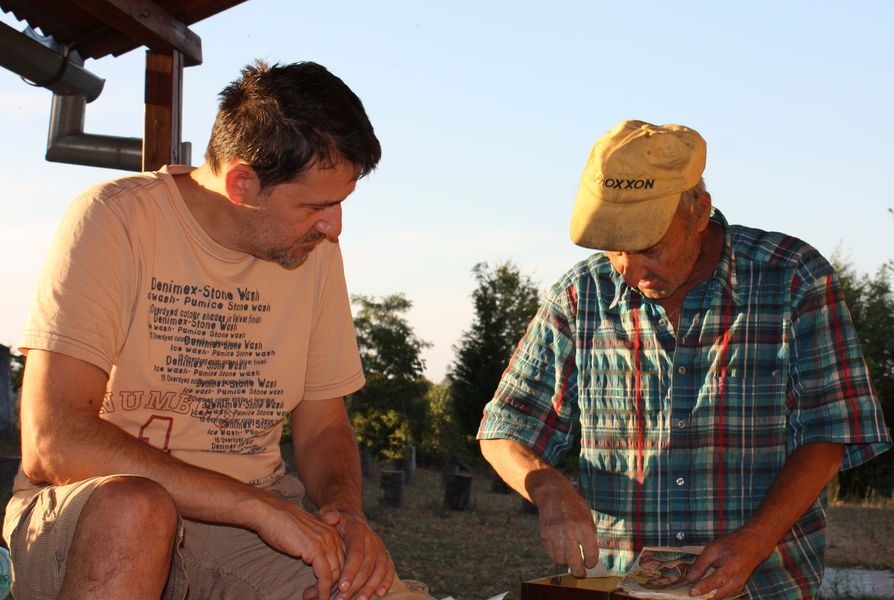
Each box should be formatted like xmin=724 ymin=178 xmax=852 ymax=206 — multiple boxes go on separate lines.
xmin=570 ymin=120 xmax=706 ymax=251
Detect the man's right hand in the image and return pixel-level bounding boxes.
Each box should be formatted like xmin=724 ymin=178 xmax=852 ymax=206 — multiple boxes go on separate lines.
xmin=480 ymin=438 xmax=601 ymax=578
xmin=531 ymin=475 xmax=600 ymax=577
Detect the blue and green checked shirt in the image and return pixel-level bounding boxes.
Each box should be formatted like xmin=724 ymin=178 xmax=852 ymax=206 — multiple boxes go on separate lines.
xmin=479 ymin=209 xmax=891 ymax=599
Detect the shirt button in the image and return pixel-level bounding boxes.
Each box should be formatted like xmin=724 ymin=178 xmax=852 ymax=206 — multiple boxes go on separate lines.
xmin=676 ymin=477 xmax=685 ymax=486
xmin=676 ymin=419 xmax=687 ymax=429
xmin=677 ymin=366 xmax=686 ymax=375
xmin=676 ymin=532 xmax=686 ymax=541
xmin=659 ymin=318 xmax=668 ymax=327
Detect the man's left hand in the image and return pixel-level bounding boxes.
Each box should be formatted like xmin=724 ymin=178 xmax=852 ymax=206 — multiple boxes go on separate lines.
xmin=684 ymin=528 xmax=769 ymax=599
xmin=304 ymin=506 xmax=395 ymax=600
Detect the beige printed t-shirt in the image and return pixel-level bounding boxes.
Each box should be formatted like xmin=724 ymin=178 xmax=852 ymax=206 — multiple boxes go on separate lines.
xmin=17 ymin=165 xmax=364 ymax=487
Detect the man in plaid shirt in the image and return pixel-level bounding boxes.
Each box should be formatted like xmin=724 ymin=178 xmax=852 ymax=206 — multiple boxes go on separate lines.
xmin=478 ymin=120 xmax=891 ymax=599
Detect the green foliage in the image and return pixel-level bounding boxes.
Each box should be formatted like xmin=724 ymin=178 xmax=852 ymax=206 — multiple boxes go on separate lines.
xmin=419 ymin=381 xmax=466 ymax=459
xmin=447 ymin=261 xmax=541 ymax=449
xmin=347 ymin=293 xmax=432 ymax=460
xmin=832 ymin=256 xmax=894 ymax=500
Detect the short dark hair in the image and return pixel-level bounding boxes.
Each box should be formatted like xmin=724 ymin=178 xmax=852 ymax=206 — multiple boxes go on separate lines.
xmin=205 ymin=60 xmax=382 ymax=187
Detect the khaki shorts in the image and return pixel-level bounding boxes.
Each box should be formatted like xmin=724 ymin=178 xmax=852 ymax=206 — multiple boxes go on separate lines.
xmin=4 ymin=473 xmax=430 ymax=600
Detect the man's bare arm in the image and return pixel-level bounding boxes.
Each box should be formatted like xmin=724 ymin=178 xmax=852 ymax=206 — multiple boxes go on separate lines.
xmin=20 ymin=349 xmax=345 ymax=595
xmin=480 ymin=438 xmax=599 ymax=577
xmin=686 ymin=442 xmax=844 ymax=598
xmin=291 ymin=398 xmax=394 ymax=600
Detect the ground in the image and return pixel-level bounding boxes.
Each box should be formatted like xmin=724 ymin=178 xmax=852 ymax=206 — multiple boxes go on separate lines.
xmin=364 ymin=465 xmax=894 ymax=600
xmin=826 ymin=504 xmax=894 ymax=570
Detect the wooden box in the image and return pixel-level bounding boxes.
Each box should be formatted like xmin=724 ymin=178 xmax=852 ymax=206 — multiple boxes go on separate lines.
xmin=520 ymin=574 xmax=636 ymax=600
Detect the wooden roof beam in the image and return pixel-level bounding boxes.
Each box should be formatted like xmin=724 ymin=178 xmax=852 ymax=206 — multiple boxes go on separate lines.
xmin=73 ymin=0 xmax=202 ymax=65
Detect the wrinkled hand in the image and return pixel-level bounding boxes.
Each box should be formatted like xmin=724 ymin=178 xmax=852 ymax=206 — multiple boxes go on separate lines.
xmin=302 ymin=506 xmax=395 ymax=600
xmin=685 ymin=528 xmax=769 ymax=599
xmin=534 ymin=485 xmax=600 ymax=577
xmin=254 ymin=501 xmax=346 ymax=600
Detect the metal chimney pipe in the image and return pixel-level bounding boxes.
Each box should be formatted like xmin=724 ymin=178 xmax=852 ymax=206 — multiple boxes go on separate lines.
xmin=46 ymin=93 xmax=143 ymax=171
xmin=1 ymin=20 xmax=190 ymax=171
xmin=0 ymin=20 xmax=104 ymax=102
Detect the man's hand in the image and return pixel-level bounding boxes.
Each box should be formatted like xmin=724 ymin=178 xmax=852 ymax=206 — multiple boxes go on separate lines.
xmin=533 ymin=480 xmax=600 ymax=577
xmin=686 ymin=442 xmax=844 ymax=599
xmin=684 ymin=528 xmax=768 ymax=599
xmin=480 ymin=438 xmax=600 ymax=578
xmin=306 ymin=506 xmax=395 ymax=600
xmin=252 ymin=499 xmax=347 ymax=600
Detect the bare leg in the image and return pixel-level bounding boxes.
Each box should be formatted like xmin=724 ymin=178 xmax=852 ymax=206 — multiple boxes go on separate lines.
xmin=57 ymin=476 xmax=178 ymax=600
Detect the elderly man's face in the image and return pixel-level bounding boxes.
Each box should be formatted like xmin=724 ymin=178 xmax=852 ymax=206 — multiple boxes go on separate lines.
xmin=607 ymin=204 xmax=705 ymax=300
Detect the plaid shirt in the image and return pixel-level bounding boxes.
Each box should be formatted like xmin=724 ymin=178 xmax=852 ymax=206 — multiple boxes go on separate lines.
xmin=479 ymin=209 xmax=891 ymax=599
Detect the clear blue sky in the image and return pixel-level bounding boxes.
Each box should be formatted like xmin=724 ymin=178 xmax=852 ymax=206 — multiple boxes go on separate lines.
xmin=2 ymin=1 xmax=892 ymax=382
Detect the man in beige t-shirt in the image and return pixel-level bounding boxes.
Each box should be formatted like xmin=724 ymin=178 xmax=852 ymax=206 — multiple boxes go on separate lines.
xmin=5 ymin=60 xmax=429 ymax=600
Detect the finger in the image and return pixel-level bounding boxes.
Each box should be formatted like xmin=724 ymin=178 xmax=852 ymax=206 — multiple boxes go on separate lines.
xmin=303 ymin=586 xmax=319 ymax=600
xmin=347 ymin=538 xmax=394 ymax=599
xmin=312 ymin=565 xmax=333 ymax=600
xmin=563 ymin=541 xmax=584 ymax=577
xmin=580 ymin=540 xmax=600 ymax=569
xmin=685 ymin=546 xmax=718 ymax=582
xmin=544 ymin=536 xmax=564 ymax=566
xmin=313 ymin=539 xmax=345 ymax=600
xmin=318 ymin=506 xmax=347 ymax=537
xmin=331 ymin=520 xmax=384 ymax=600
xmin=319 ymin=509 xmax=341 ymax=526
xmin=576 ymin=542 xmax=601 ymax=572
xmin=351 ymin=551 xmax=394 ymax=600
xmin=333 ymin=539 xmax=367 ymax=599
xmin=689 ymin=567 xmax=738 ymax=599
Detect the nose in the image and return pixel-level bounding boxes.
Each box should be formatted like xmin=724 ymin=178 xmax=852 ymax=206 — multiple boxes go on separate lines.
xmin=314 ymin=203 xmax=343 ymax=239
xmin=612 ymin=252 xmax=648 ymax=283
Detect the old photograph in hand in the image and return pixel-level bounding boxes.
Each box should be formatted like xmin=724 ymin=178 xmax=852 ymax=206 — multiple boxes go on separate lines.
xmin=618 ymin=546 xmax=728 ymax=600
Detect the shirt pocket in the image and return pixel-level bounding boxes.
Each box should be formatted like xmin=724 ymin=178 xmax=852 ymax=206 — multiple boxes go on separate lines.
xmin=695 ymin=372 xmax=789 ymax=458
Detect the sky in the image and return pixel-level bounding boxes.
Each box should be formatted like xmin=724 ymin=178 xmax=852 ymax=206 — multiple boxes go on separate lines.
xmin=1 ymin=1 xmax=892 ymax=382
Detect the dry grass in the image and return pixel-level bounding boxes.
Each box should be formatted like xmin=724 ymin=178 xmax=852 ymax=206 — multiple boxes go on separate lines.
xmin=363 ymin=465 xmax=552 ymax=599
xmin=363 ymin=465 xmax=894 ymax=600
xmin=826 ymin=503 xmax=894 ymax=570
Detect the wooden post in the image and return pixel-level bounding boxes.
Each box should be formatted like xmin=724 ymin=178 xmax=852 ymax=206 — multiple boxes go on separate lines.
xmin=444 ymin=472 xmax=472 ymax=510
xmin=392 ymin=455 xmax=414 ymax=485
xmin=380 ymin=469 xmax=405 ymax=508
xmin=361 ymin=450 xmax=373 ymax=480
xmin=143 ymin=49 xmax=184 ymax=171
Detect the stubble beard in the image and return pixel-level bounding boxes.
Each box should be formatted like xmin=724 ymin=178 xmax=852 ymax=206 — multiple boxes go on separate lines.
xmin=268 ymin=231 xmax=327 ymax=270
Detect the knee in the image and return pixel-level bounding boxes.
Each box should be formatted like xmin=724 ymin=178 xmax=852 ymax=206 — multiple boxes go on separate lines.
xmin=84 ymin=476 xmax=178 ymax=536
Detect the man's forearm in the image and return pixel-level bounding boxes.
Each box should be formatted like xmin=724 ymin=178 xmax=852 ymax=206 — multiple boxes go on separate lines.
xmin=480 ymin=438 xmax=572 ymax=502
xmin=290 ymin=398 xmax=366 ymax=517
xmin=481 ymin=437 xmax=601 ymax=575
xmin=294 ymin=421 xmax=365 ymax=516
xmin=21 ymin=349 xmax=277 ymax=530
xmin=740 ymin=442 xmax=844 ymax=555
xmin=686 ymin=442 xmax=845 ymax=598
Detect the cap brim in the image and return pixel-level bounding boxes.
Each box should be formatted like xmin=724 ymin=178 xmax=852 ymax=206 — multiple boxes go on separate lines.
xmin=570 ymin=191 xmax=680 ymax=251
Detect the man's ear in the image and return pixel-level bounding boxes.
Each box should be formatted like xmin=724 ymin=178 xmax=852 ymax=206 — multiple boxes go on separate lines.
xmin=694 ymin=191 xmax=713 ymax=231
xmin=224 ymin=162 xmax=259 ymax=205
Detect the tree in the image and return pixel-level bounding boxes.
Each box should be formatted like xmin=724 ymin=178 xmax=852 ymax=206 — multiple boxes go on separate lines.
xmin=346 ymin=293 xmax=431 ymax=460
xmin=418 ymin=381 xmax=465 ymax=460
xmin=447 ymin=261 xmax=541 ymax=450
xmin=832 ymin=256 xmax=894 ymax=499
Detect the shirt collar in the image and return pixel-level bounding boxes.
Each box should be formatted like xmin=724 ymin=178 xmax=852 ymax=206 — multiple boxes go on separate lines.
xmin=710 ymin=208 xmax=741 ymax=305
